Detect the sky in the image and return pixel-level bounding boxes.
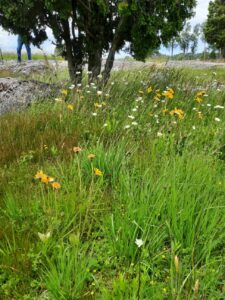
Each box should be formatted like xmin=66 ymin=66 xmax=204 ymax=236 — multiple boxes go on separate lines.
xmin=0 ymin=0 xmax=211 ymax=56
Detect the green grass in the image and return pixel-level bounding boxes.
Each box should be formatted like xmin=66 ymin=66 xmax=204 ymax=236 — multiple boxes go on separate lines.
xmin=0 ymin=67 xmax=224 ymax=299
xmin=1 ymin=51 xmax=63 ymax=61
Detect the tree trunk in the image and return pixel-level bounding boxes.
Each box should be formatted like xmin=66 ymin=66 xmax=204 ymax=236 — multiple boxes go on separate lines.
xmin=221 ymin=46 xmax=225 ymax=59
xmin=88 ymin=48 xmax=102 ymax=83
xmin=62 ymin=20 xmax=83 ymax=84
xmin=102 ymin=17 xmax=126 ymax=84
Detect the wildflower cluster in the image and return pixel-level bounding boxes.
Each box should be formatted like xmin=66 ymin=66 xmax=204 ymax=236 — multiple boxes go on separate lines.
xmin=34 ymin=170 xmax=61 ymax=189
xmin=73 ymin=147 xmax=103 ymax=177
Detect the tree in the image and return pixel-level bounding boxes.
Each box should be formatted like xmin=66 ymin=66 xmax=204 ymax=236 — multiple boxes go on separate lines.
xmin=204 ymin=0 xmax=225 ymax=58
xmin=167 ymin=37 xmax=179 ymax=57
xmin=177 ymin=22 xmax=192 ymax=54
xmin=0 ymin=0 xmax=197 ymax=83
xmin=190 ymin=24 xmax=201 ymax=55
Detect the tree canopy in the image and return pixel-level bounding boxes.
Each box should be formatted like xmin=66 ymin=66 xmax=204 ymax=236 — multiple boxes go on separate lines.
xmin=204 ymin=0 xmax=225 ymax=58
xmin=0 ymin=0 xmax=197 ymax=82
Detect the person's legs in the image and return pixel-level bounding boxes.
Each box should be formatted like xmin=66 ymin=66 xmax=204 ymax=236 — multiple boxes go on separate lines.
xmin=25 ymin=43 xmax=32 ymax=60
xmin=17 ymin=36 xmax=23 ymax=62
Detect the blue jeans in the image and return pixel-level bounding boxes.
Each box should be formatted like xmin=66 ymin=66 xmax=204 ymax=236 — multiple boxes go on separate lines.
xmin=17 ymin=35 xmax=32 ymax=62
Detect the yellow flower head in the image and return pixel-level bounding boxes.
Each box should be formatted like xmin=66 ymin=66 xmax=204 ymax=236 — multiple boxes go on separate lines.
xmin=61 ymin=89 xmax=68 ymax=96
xmin=195 ymin=97 xmax=203 ymax=103
xmin=41 ymin=175 xmax=54 ymax=184
xmin=94 ymin=102 xmax=102 ymax=108
xmin=162 ymin=109 xmax=169 ymax=115
xmin=34 ymin=170 xmax=45 ymax=180
xmin=67 ymin=104 xmax=74 ymax=111
xmin=196 ymin=91 xmax=205 ymax=98
xmin=163 ymin=90 xmax=174 ymax=99
xmin=51 ymin=182 xmax=61 ymax=189
xmin=170 ymin=108 xmax=185 ymax=120
xmin=154 ymin=96 xmax=160 ymax=102
xmin=147 ymin=86 xmax=153 ymax=94
xmin=94 ymin=168 xmax=103 ymax=177
xmin=73 ymin=146 xmax=82 ymax=153
xmin=88 ymin=153 xmax=96 ymax=160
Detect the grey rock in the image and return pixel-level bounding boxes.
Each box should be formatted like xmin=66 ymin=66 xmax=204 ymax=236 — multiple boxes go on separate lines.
xmin=0 ymin=77 xmax=56 ymax=115
xmin=0 ymin=60 xmax=53 ymax=77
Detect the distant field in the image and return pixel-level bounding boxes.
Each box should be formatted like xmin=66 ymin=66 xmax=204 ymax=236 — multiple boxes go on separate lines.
xmin=0 ymin=66 xmax=224 ymax=299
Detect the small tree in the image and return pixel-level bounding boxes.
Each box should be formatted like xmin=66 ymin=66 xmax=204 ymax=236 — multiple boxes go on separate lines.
xmin=177 ymin=22 xmax=192 ymax=54
xmin=167 ymin=37 xmax=179 ymax=57
xmin=190 ymin=24 xmax=201 ymax=55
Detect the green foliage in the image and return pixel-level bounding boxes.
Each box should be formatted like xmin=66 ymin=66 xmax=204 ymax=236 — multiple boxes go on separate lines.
xmin=0 ymin=0 xmax=197 ymax=80
xmin=204 ymin=0 xmax=225 ymax=57
xmin=0 ymin=66 xmax=225 ymax=299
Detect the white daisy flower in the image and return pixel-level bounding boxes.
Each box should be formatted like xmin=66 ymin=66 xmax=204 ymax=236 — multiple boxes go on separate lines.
xmin=135 ymin=238 xmax=144 ymax=248
xmin=132 ymin=121 xmax=138 ymax=126
xmin=92 ymin=112 xmax=97 ymax=116
xmin=215 ymin=117 xmax=221 ymax=122
xmin=214 ymin=105 xmax=224 ymax=109
xmin=157 ymin=132 xmax=163 ymax=137
xmin=38 ymin=231 xmax=51 ymax=242
xmin=124 ymin=125 xmax=131 ymax=129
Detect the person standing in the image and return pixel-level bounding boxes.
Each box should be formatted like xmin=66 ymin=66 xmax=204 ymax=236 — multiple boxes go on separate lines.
xmin=17 ymin=35 xmax=32 ymax=62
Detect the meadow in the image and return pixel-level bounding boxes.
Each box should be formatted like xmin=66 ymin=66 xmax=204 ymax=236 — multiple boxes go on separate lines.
xmin=0 ymin=65 xmax=224 ymax=299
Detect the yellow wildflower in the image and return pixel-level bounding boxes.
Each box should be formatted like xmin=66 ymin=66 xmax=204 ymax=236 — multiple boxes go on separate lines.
xmin=170 ymin=108 xmax=185 ymax=120
xmin=34 ymin=170 xmax=45 ymax=180
xmin=196 ymin=91 xmax=205 ymax=98
xmin=163 ymin=90 xmax=174 ymax=99
xmin=147 ymin=86 xmax=153 ymax=94
xmin=195 ymin=97 xmax=203 ymax=103
xmin=61 ymin=89 xmax=68 ymax=96
xmin=73 ymin=146 xmax=82 ymax=153
xmin=88 ymin=153 xmax=96 ymax=160
xmin=154 ymin=96 xmax=160 ymax=102
xmin=163 ymin=87 xmax=174 ymax=99
xmin=94 ymin=168 xmax=103 ymax=176
xmin=162 ymin=109 xmax=169 ymax=115
xmin=41 ymin=175 xmax=54 ymax=184
xmin=51 ymin=182 xmax=61 ymax=189
xmin=67 ymin=104 xmax=74 ymax=111
xmin=94 ymin=102 xmax=102 ymax=108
